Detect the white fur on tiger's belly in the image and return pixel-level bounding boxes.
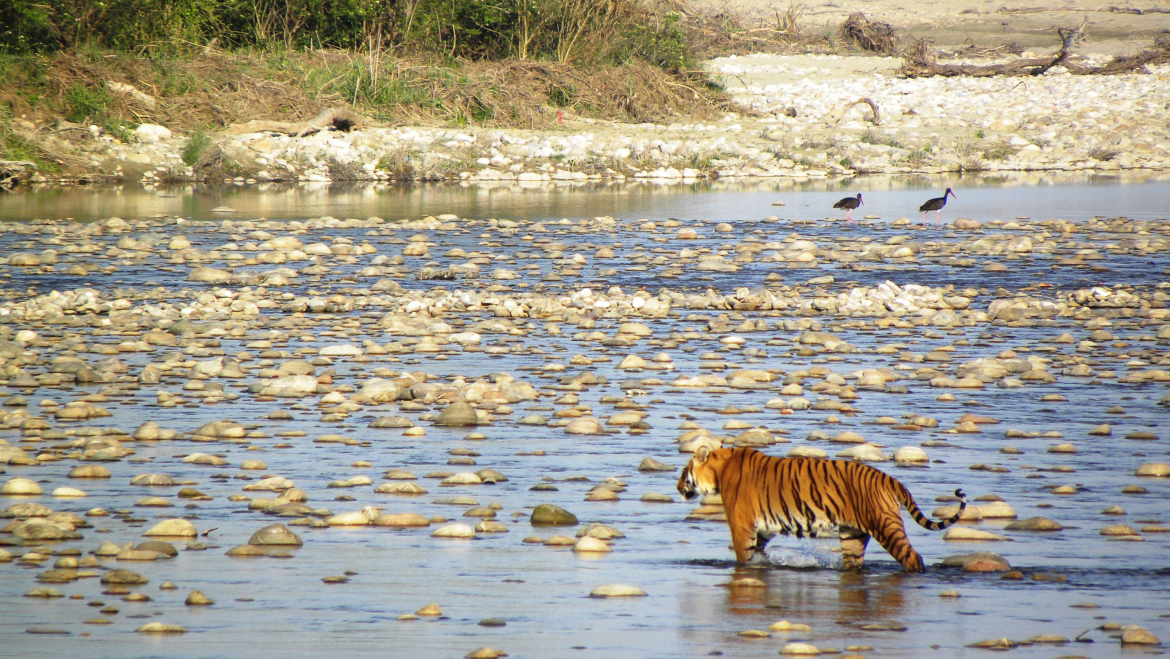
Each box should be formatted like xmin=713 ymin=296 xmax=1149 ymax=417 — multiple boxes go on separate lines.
xmin=754 ymin=515 xmax=836 ymax=540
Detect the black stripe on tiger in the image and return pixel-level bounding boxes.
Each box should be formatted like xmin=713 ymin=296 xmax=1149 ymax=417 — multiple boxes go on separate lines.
xmin=676 ymin=447 xmax=967 ymax=572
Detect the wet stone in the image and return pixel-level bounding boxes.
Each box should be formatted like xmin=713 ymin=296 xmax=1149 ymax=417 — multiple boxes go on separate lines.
xmin=100 ymin=569 xmax=148 ymax=585
xmin=248 ymin=524 xmax=303 ymax=546
xmin=530 ymin=504 xmax=578 ymax=526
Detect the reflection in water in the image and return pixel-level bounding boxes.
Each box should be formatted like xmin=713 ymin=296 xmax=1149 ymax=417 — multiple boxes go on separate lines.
xmin=1 ymin=170 xmax=1168 ymax=223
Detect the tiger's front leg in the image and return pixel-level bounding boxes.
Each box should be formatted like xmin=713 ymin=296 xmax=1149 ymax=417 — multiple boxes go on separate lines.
xmin=729 ymin=517 xmax=758 ymax=564
xmin=839 ymin=524 xmax=870 ymax=570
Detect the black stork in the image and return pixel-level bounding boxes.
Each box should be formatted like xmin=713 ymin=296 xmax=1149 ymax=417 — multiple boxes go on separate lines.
xmin=833 ymin=193 xmax=862 ymax=224
xmin=919 ymin=188 xmax=956 ymax=227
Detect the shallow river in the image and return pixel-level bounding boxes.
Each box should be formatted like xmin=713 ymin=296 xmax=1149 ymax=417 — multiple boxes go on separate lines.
xmin=1 ymin=171 xmax=1168 ymax=659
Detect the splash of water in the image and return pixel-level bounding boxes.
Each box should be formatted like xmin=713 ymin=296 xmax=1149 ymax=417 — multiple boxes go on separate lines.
xmin=762 ymin=544 xmax=845 ymax=570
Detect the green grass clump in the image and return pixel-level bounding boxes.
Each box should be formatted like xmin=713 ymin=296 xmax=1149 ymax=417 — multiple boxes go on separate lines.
xmin=181 ymin=130 xmax=212 ymax=166
xmin=64 ymin=83 xmax=111 ymax=123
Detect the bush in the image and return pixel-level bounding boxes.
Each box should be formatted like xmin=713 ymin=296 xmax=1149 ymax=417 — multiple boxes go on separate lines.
xmin=1 ymin=0 xmax=693 ymax=70
xmin=64 ymin=83 xmax=110 ymax=123
xmin=181 ymin=130 xmax=212 ymax=166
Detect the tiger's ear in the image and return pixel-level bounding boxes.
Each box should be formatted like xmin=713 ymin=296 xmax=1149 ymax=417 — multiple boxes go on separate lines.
xmin=695 ymin=446 xmax=710 ymax=464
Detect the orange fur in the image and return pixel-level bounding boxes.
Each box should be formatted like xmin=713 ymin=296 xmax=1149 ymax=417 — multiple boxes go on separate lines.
xmin=677 ymin=447 xmax=966 ymax=572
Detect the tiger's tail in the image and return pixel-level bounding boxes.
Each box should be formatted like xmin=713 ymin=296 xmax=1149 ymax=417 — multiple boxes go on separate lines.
xmin=902 ymin=488 xmax=966 ymax=531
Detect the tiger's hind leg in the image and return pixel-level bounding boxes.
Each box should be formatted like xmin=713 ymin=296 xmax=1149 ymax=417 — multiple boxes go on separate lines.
xmin=870 ymin=518 xmax=925 ymax=572
xmin=839 ymin=524 xmax=870 ymax=570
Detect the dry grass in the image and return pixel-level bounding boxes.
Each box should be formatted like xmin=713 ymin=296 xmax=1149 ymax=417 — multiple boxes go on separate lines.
xmin=682 ymin=2 xmax=834 ymax=60
xmin=838 ymin=13 xmax=898 ymax=54
xmin=0 ymin=48 xmax=740 ymax=137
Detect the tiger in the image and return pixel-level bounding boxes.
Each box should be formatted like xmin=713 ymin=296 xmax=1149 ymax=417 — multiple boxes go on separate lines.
xmin=677 ymin=446 xmax=966 ymax=572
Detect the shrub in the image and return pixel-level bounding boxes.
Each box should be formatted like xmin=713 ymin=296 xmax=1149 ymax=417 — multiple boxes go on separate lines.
xmin=64 ymin=83 xmax=110 ymax=123
xmin=181 ymin=129 xmax=211 ymax=166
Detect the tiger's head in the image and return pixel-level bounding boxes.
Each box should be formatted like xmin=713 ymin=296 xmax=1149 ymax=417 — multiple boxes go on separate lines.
xmin=677 ymin=446 xmax=719 ymax=500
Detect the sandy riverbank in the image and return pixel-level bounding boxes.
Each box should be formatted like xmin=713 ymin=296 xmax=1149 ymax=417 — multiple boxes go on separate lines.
xmin=6 ymin=53 xmax=1169 ymax=188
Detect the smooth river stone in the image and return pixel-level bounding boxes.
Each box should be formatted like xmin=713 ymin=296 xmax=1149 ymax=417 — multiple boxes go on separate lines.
xmin=185 ymin=590 xmax=213 ymax=606
xmin=943 ymin=527 xmax=1009 ymax=541
xmin=1004 ymin=517 xmax=1063 ymax=531
xmin=441 ymin=472 xmax=483 ymax=485
xmin=51 ymin=487 xmax=87 ymax=498
xmin=373 ymin=513 xmax=430 ymax=527
xmin=975 ymin=502 xmax=1017 ymax=518
xmin=1121 ymin=627 xmax=1162 ymax=645
xmin=564 ymin=417 xmax=604 ymax=434
xmin=101 ymin=569 xmax=148 ymax=584
xmin=68 ymin=465 xmax=110 ymax=479
xmin=2 ymin=502 xmax=52 ymax=517
xmin=835 ymin=444 xmax=886 ymax=462
xmin=326 ymin=511 xmax=372 ymax=526
xmin=144 ymin=519 xmax=197 ymax=537
xmin=573 ymin=536 xmax=611 ymax=553
xmin=136 ymin=622 xmax=187 ymax=634
xmin=530 ymin=504 xmax=578 ymax=526
xmin=640 ymin=492 xmax=674 ymax=503
xmin=780 ymin=642 xmax=821 ymax=655
xmin=1135 ymin=463 xmax=1170 ymax=477
xmin=131 ymin=473 xmax=175 ymax=486
xmin=226 ymin=545 xmax=270 ymax=557
xmin=769 ymin=621 xmax=813 ymax=632
xmin=893 ymin=447 xmax=928 ymax=462
xmin=577 ymin=524 xmax=625 ymax=539
xmin=375 ymin=483 xmax=427 ymax=494
xmin=248 ymin=524 xmax=303 ymax=546
xmin=434 ymin=401 xmax=479 ymax=426
xmin=942 ymin=552 xmax=1011 ymax=572
xmin=135 ymin=541 xmax=178 ymax=557
xmin=589 ymin=584 xmax=646 ymax=598
xmin=431 ymin=523 xmax=475 ymax=538
xmin=787 ymin=446 xmax=827 ymax=458
xmin=638 ymin=458 xmax=675 ymax=472
xmin=1 ymin=478 xmax=42 ymax=495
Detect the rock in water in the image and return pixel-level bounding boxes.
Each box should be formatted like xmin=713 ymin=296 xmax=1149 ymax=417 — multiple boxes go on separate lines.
xmin=1121 ymin=628 xmax=1161 ymax=645
xmin=638 ymin=458 xmax=675 ymax=472
xmin=1004 ymin=517 xmax=1063 ymax=531
xmin=185 ymin=591 xmax=213 ymax=606
xmin=530 ymin=504 xmax=578 ymax=526
xmin=101 ymin=569 xmax=148 ymax=585
xmin=144 ymin=519 xmax=197 ymax=537
xmin=248 ymin=524 xmax=303 ymax=546
xmin=589 ymin=584 xmax=646 ymax=598
xmin=136 ymin=622 xmax=187 ymax=634
xmin=435 ymin=401 xmax=479 ymax=426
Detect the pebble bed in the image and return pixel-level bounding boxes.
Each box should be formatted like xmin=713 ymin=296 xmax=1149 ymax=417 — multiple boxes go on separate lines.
xmin=0 ymin=191 xmax=1167 ymax=658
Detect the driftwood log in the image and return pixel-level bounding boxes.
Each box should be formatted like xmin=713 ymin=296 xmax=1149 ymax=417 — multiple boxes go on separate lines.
xmin=834 ymin=97 xmax=881 ymax=126
xmin=222 ymin=107 xmax=369 ymax=137
xmin=900 ymin=24 xmax=1170 ymax=77
xmin=900 ymin=25 xmax=1084 ymax=77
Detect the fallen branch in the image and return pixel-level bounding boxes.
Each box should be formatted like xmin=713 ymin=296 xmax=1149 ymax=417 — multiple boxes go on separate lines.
xmin=900 ymin=24 xmax=1085 ymax=77
xmin=222 ymin=107 xmax=368 ymax=137
xmin=834 ymin=97 xmax=881 ymax=126
xmin=1067 ymin=40 xmax=1170 ymax=74
xmin=902 ymin=25 xmax=1170 ymax=78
